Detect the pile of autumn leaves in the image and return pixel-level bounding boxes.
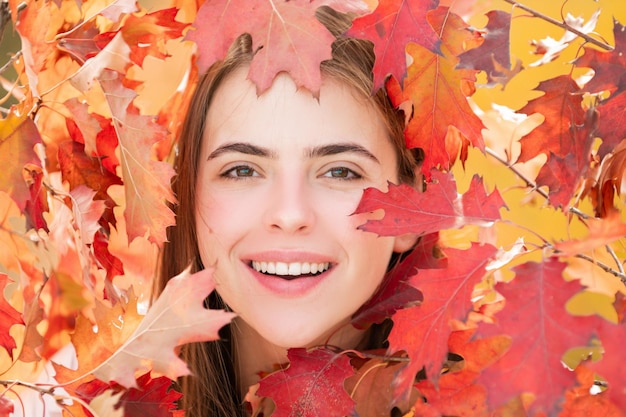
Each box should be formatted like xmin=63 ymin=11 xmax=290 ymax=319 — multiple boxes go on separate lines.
xmin=0 ymin=0 xmax=625 ymax=416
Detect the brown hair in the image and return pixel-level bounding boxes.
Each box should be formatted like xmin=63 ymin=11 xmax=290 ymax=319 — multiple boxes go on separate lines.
xmin=156 ymin=7 xmax=421 ymax=416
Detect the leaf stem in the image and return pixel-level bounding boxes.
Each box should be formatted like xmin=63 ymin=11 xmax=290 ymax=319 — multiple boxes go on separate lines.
xmin=503 ymin=0 xmax=614 ymax=51
xmin=575 ymin=253 xmax=626 ymax=286
xmin=484 ymin=147 xmax=549 ymax=200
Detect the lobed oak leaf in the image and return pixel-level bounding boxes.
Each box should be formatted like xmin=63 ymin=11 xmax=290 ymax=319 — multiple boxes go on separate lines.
xmin=257 ymin=348 xmax=355 ymax=417
xmin=387 ymin=243 xmax=497 ymax=397
xmin=388 ymin=7 xmax=485 ymax=173
xmin=529 ymin=11 xmax=600 ymax=68
xmin=96 ymin=8 xmax=189 ymax=67
xmin=554 ymin=210 xmax=626 ymax=256
xmin=346 ymin=354 xmax=416 ymax=417
xmin=57 ymin=140 xmax=122 ymax=229
xmin=71 ymin=32 xmax=132 ymax=92
xmin=0 ymin=112 xmax=43 ymax=211
xmin=476 ymin=258 xmax=604 ymax=415
xmin=53 ymin=288 xmax=145 ymax=391
xmin=517 ymin=75 xmax=585 ymax=163
xmin=186 ymin=0 xmax=367 ymax=94
xmin=64 ymin=98 xmax=120 ymax=174
xmin=346 ymin=0 xmax=440 ymax=90
xmin=352 ymin=233 xmax=445 ymax=329
xmin=596 ymin=89 xmax=626 ymax=159
xmin=92 ymin=267 xmax=235 ymax=388
xmin=0 ymin=274 xmax=24 ymax=359
xmin=23 ymin=166 xmax=49 ymax=232
xmin=76 ymin=372 xmax=183 ymax=417
xmin=99 ymin=72 xmax=176 ymax=246
xmin=591 ymin=139 xmax=626 ymax=217
xmin=577 ymin=20 xmax=626 ymax=95
xmin=0 ymin=396 xmax=13 ymax=417
xmin=560 ymin=365 xmax=625 ymax=417
xmin=354 ymin=171 xmax=505 ymax=237
xmin=589 ymin=297 xmax=626 ymax=410
xmin=534 ymin=106 xmax=598 ymax=209
xmin=457 ymin=10 xmax=513 ymax=86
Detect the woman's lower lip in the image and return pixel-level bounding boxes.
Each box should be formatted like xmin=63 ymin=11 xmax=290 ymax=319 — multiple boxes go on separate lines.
xmin=247 ymin=265 xmax=329 ymax=297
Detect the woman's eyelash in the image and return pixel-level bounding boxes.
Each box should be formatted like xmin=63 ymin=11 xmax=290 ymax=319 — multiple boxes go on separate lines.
xmin=324 ymin=167 xmax=362 ymax=180
xmin=220 ymin=165 xmax=258 ymax=179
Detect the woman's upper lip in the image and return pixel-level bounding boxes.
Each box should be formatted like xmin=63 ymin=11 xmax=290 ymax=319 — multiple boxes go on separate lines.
xmin=241 ymin=250 xmax=335 ymax=264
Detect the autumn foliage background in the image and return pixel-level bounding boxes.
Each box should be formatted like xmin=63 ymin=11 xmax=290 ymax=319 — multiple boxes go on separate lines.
xmin=0 ymin=0 xmax=625 ymax=416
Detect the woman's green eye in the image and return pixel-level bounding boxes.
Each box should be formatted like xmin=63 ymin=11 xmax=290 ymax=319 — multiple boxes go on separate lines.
xmin=222 ymin=165 xmax=257 ymax=178
xmin=326 ymin=167 xmax=361 ymax=179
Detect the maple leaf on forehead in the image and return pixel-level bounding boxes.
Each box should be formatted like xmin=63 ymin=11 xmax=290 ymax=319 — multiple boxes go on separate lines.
xmin=0 ymin=274 xmax=24 ymax=359
xmin=517 ymin=75 xmax=586 ymax=163
xmin=577 ymin=20 xmax=626 ymax=95
xmin=476 ymin=258 xmax=603 ymax=414
xmin=92 ymin=268 xmax=235 ymax=388
xmin=346 ymin=0 xmax=441 ymax=91
xmin=387 ymin=243 xmax=497 ymax=397
xmin=257 ymin=348 xmax=355 ymax=417
xmin=354 ymin=172 xmax=505 ymax=237
xmin=387 ymin=7 xmax=485 ymax=173
xmin=186 ymin=0 xmax=367 ymax=94
xmin=99 ymin=71 xmax=176 ymax=246
xmin=458 ymin=10 xmax=512 ymax=86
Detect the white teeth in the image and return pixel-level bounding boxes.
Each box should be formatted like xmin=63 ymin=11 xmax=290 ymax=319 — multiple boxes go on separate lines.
xmin=251 ymin=261 xmax=330 ymax=276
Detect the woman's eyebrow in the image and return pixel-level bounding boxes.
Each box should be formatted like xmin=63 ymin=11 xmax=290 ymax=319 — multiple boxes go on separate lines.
xmin=206 ymin=142 xmax=275 ymax=160
xmin=306 ymin=143 xmax=380 ymax=164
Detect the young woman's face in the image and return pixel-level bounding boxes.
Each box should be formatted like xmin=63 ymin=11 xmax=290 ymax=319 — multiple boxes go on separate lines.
xmin=195 ymin=68 xmax=414 ymax=348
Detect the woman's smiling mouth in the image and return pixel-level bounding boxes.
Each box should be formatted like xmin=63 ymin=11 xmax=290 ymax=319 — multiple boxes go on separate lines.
xmin=251 ymin=261 xmax=331 ymax=277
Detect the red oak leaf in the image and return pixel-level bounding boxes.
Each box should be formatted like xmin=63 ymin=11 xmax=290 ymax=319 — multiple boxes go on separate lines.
xmin=476 ymin=258 xmax=603 ymax=415
xmin=99 ymin=71 xmax=176 ymax=246
xmin=577 ymin=20 xmax=626 ymax=95
xmin=346 ymin=354 xmax=416 ymax=417
xmin=93 ymin=268 xmax=235 ymax=388
xmin=95 ymin=8 xmax=188 ymax=67
xmin=65 ymin=98 xmax=120 ymax=175
xmin=560 ymin=365 xmax=625 ymax=417
xmin=354 ymin=171 xmax=505 ymax=237
xmin=93 ymin=230 xmax=125 ymax=285
xmin=257 ymin=348 xmax=355 ymax=417
xmin=186 ymin=0 xmax=366 ymax=94
xmin=596 ymin=89 xmax=626 ymax=159
xmin=346 ymin=0 xmax=440 ymax=90
xmin=413 ymin=329 xmax=511 ymax=417
xmin=591 ymin=139 xmax=626 ymax=217
xmin=517 ymin=75 xmax=585 ymax=163
xmin=23 ymin=166 xmax=49 ymax=232
xmin=76 ymin=372 xmax=182 ymax=417
xmin=387 ymin=7 xmax=485 ymax=173
xmin=0 ymin=112 xmax=43 ymax=211
xmin=57 ymin=140 xmax=122 ymax=228
xmin=351 ymin=233 xmax=446 ymax=329
xmin=0 ymin=396 xmax=13 ymax=417
xmin=590 ymin=296 xmax=626 ymax=410
xmin=458 ymin=10 xmax=512 ymax=86
xmin=554 ymin=210 xmax=626 ymax=256
xmin=0 ymin=274 xmax=24 ymax=358
xmin=534 ymin=107 xmax=598 ymax=209
xmin=387 ymin=243 xmax=497 ymax=397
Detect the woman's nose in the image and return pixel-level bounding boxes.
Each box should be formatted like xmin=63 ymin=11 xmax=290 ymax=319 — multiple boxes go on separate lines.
xmin=263 ymin=176 xmax=315 ymax=234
